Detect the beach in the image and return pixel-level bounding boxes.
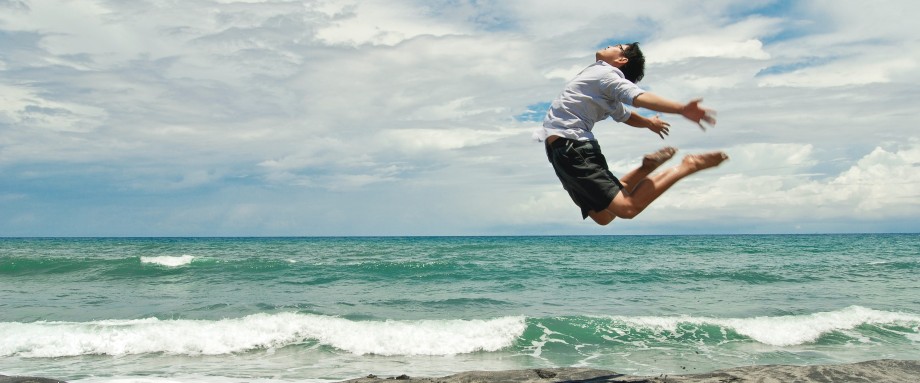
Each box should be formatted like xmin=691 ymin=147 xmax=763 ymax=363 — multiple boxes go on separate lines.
xmin=346 ymin=360 xmax=920 ymax=382
xmin=4 ymin=359 xmax=920 ymax=383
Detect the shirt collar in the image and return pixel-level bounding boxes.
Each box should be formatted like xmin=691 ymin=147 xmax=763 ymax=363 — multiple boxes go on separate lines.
xmin=595 ymin=60 xmax=626 ymax=78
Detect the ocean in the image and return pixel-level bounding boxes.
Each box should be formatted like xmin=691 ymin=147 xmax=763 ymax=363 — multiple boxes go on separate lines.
xmin=1 ymin=234 xmax=918 ymax=382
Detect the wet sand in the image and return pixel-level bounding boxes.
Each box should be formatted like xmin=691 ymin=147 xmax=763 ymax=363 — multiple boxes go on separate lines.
xmin=3 ymin=359 xmax=918 ymax=383
xmin=340 ymin=359 xmax=920 ymax=383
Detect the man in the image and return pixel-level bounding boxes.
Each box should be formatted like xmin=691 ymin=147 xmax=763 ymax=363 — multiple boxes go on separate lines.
xmin=536 ymin=43 xmax=728 ymax=225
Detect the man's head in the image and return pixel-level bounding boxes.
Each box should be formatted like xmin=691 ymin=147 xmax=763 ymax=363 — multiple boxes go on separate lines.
xmin=595 ymin=42 xmax=645 ymax=83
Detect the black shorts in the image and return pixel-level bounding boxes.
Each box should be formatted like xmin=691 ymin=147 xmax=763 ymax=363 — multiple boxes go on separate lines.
xmin=545 ymin=138 xmax=623 ymax=219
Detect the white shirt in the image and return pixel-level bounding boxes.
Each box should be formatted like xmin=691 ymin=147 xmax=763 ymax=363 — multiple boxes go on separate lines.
xmin=535 ymin=61 xmax=645 ymax=142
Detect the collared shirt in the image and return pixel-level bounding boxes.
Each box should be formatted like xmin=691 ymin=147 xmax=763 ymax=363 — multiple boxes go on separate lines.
xmin=534 ymin=60 xmax=645 ymax=142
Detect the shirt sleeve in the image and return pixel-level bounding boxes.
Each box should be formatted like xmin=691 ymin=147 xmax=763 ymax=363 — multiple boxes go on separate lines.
xmin=600 ymin=72 xmax=645 ymax=123
xmin=599 ymin=73 xmax=645 ymax=106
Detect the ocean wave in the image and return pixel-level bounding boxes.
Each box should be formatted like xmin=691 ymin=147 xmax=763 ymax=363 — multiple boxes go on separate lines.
xmin=139 ymin=255 xmax=195 ymax=267
xmin=0 ymin=313 xmax=527 ymax=358
xmin=2 ymin=307 xmax=916 ymax=359
xmin=710 ymin=306 xmax=920 ymax=346
xmin=1 ymin=255 xmax=199 ymax=276
xmin=593 ymin=305 xmax=920 ymax=347
xmin=516 ymin=306 xmax=920 ymax=356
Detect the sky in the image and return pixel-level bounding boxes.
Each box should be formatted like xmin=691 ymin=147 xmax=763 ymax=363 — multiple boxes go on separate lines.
xmin=1 ymin=0 xmax=919 ymax=236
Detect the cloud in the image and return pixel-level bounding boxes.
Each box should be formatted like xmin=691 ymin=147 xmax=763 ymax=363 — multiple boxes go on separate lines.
xmin=827 ymin=142 xmax=920 ymax=214
xmin=650 ymin=140 xmax=920 ymax=222
xmin=0 ymin=83 xmax=107 ymax=133
xmin=646 ymin=18 xmax=776 ymax=64
xmin=383 ymin=127 xmax=519 ymax=152
xmin=1 ymin=0 xmax=918 ymax=235
xmin=757 ymin=58 xmax=916 ymax=88
xmin=312 ymin=1 xmax=469 ymax=46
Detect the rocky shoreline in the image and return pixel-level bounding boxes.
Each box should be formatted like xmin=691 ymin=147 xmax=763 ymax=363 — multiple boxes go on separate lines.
xmin=3 ymin=359 xmax=919 ymax=383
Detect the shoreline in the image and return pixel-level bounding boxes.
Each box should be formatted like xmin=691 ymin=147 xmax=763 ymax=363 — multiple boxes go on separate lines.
xmin=343 ymin=359 xmax=920 ymax=383
xmin=4 ymin=359 xmax=919 ymax=383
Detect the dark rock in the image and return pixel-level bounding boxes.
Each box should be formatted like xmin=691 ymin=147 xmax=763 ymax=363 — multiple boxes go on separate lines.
xmin=534 ymin=369 xmax=557 ymax=379
xmin=0 ymin=376 xmax=67 ymax=383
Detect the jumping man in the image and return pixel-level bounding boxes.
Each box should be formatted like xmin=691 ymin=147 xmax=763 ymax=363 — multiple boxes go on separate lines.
xmin=536 ymin=43 xmax=728 ymax=225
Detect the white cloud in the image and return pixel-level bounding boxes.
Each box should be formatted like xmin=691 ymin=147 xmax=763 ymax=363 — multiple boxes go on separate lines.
xmin=650 ymin=141 xmax=920 ymax=222
xmin=1 ymin=0 xmax=154 ymax=66
xmin=646 ymin=16 xmax=777 ymax=64
xmin=383 ymin=127 xmax=519 ymax=152
xmin=312 ymin=0 xmax=467 ymax=46
xmin=1 ymin=0 xmax=919 ymax=235
xmin=827 ymin=143 xmax=920 ymax=214
xmin=652 ymin=38 xmax=768 ymax=62
xmin=0 ymin=83 xmax=107 ymax=133
xmin=758 ymin=58 xmax=916 ymax=88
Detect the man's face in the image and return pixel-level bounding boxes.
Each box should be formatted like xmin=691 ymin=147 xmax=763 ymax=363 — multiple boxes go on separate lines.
xmin=595 ymin=44 xmax=628 ymax=66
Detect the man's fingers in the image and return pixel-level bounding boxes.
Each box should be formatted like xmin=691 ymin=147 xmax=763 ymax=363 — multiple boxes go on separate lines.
xmin=703 ymin=110 xmax=717 ymax=125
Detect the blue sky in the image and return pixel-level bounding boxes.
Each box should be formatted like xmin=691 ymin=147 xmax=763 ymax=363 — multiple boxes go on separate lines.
xmin=1 ymin=0 xmax=919 ymax=236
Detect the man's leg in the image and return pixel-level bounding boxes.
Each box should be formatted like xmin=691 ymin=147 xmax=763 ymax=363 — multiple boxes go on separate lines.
xmin=586 ymin=147 xmax=677 ymax=225
xmin=611 ymin=151 xmax=728 ymax=218
xmin=589 ymin=151 xmax=728 ymax=224
xmin=618 ymin=146 xmax=677 ymax=193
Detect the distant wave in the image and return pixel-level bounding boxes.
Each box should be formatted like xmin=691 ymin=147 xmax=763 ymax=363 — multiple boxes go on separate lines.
xmin=2 ymin=307 xmax=917 ymax=358
xmin=139 ymin=255 xmax=195 ymax=267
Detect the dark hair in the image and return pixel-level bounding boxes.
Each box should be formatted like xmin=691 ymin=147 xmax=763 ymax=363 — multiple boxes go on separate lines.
xmin=620 ymin=42 xmax=645 ymax=83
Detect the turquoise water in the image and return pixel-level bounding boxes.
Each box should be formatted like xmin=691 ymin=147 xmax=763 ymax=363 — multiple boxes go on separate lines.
xmin=1 ymin=235 xmax=918 ymax=382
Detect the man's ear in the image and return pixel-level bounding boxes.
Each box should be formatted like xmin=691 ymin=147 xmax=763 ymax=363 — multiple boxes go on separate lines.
xmin=613 ymin=57 xmax=629 ymax=67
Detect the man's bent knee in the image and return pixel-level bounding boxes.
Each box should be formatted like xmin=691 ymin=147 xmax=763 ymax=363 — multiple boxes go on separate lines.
xmin=608 ymin=204 xmax=640 ymax=219
xmin=591 ymin=216 xmax=613 ymax=226
xmin=610 ymin=195 xmax=643 ymax=219
xmin=589 ymin=209 xmax=616 ymax=226
xmin=619 ymin=210 xmax=639 ymax=219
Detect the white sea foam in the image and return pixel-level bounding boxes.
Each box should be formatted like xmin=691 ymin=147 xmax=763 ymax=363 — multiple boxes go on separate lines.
xmin=139 ymin=255 xmax=195 ymax=267
xmin=0 ymin=313 xmax=526 ymax=358
xmin=608 ymin=305 xmax=920 ymax=347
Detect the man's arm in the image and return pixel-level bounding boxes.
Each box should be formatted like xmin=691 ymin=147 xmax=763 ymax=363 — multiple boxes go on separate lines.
xmin=632 ymin=92 xmax=716 ymax=130
xmin=624 ymin=111 xmax=670 ymax=139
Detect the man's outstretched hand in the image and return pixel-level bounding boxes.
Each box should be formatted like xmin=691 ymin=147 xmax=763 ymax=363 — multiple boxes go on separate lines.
xmin=647 ymin=114 xmax=671 ymax=139
xmin=680 ymin=98 xmax=717 ymax=131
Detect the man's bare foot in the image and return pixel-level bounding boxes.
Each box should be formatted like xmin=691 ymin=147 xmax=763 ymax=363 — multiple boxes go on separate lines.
xmin=681 ymin=151 xmax=729 ymax=172
xmin=641 ymin=147 xmax=678 ymax=170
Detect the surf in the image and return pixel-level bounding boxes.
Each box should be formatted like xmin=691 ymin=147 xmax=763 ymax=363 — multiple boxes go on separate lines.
xmin=3 ymin=306 xmax=917 ymax=359
xmin=519 ymin=306 xmax=920 ymax=353
xmin=0 ymin=313 xmax=527 ymax=358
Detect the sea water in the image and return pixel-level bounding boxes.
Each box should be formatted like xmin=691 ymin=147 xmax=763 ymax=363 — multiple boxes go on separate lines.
xmin=1 ymin=235 xmax=918 ymax=382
